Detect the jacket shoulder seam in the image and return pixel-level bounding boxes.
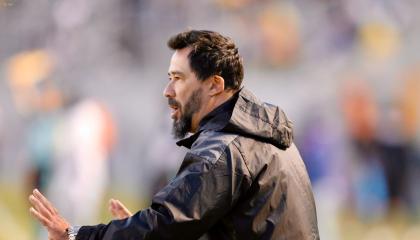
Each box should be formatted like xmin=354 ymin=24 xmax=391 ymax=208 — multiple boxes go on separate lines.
xmin=231 ymin=137 xmax=254 ymax=181
xmin=191 ymin=132 xmax=239 ymax=165
xmin=212 ymin=134 xmax=239 ymax=165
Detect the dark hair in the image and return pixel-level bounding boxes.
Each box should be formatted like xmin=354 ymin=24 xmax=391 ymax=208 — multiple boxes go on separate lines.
xmin=167 ymin=30 xmax=244 ymax=90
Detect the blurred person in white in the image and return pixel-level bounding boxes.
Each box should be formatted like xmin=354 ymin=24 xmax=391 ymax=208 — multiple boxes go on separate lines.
xmin=29 ymin=30 xmax=319 ymax=240
xmin=48 ymin=96 xmax=116 ymax=225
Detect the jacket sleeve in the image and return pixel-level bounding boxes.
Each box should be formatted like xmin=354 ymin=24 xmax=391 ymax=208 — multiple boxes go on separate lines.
xmin=76 ymin=151 xmax=246 ymax=240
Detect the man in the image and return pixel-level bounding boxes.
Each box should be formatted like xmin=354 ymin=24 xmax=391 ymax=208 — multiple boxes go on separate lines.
xmin=29 ymin=30 xmax=320 ymax=240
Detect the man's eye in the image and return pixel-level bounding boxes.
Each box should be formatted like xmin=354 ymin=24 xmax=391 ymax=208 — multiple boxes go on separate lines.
xmin=168 ymin=76 xmax=181 ymax=81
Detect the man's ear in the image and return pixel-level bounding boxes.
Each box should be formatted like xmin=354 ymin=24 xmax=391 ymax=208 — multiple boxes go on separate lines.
xmin=208 ymin=75 xmax=225 ymax=96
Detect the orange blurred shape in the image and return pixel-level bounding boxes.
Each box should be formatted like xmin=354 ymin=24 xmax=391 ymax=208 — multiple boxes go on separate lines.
xmin=399 ymin=67 xmax=420 ymax=139
xmin=358 ymin=21 xmax=400 ymax=61
xmin=215 ymin=0 xmax=251 ymax=9
xmin=341 ymin=78 xmax=378 ymax=142
xmin=7 ymin=50 xmax=53 ymax=88
xmin=258 ymin=3 xmax=301 ymax=67
xmin=98 ymin=103 xmax=117 ymax=153
xmin=6 ymin=50 xmax=60 ymax=114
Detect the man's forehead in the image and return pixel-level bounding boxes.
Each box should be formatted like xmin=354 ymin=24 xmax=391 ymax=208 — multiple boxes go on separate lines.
xmin=168 ymin=48 xmax=192 ymax=75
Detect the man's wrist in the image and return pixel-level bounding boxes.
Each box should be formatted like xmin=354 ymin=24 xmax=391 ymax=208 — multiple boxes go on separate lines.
xmin=66 ymin=226 xmax=81 ymax=240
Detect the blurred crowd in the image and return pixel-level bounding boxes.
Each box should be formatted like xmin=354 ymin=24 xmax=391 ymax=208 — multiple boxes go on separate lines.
xmin=0 ymin=0 xmax=419 ymax=239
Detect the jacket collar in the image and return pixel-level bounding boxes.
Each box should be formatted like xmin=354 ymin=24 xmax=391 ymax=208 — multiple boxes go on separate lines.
xmin=176 ymin=89 xmax=239 ymax=148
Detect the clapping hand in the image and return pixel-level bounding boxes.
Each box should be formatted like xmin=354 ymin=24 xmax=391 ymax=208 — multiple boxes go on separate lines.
xmin=29 ymin=188 xmax=133 ymax=240
xmin=29 ymin=189 xmax=70 ymax=240
xmin=109 ymin=198 xmax=132 ymax=220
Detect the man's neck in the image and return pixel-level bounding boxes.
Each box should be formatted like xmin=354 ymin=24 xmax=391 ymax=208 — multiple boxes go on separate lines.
xmin=191 ymin=89 xmax=238 ymax=133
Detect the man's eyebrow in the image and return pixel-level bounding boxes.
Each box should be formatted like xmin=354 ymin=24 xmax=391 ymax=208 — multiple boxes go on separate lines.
xmin=168 ymin=71 xmax=185 ymax=76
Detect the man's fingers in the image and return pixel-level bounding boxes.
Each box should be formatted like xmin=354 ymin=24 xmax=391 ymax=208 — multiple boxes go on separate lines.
xmin=29 ymin=194 xmax=53 ymax=220
xmin=30 ymin=207 xmax=51 ymax=227
xmin=33 ymin=189 xmax=57 ymax=214
xmin=109 ymin=198 xmax=132 ymax=219
xmin=109 ymin=199 xmax=124 ymax=218
xmin=115 ymin=200 xmax=132 ymax=215
xmin=110 ymin=199 xmax=116 ymax=209
xmin=109 ymin=199 xmax=117 ymax=216
xmin=114 ymin=200 xmax=123 ymax=209
xmin=109 ymin=199 xmax=117 ymax=212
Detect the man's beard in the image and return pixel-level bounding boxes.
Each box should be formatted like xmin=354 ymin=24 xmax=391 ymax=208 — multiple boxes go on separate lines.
xmin=170 ymin=88 xmax=203 ymax=139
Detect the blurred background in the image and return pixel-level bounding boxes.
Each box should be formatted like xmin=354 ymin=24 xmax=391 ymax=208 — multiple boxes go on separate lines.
xmin=1 ymin=0 xmax=420 ymax=239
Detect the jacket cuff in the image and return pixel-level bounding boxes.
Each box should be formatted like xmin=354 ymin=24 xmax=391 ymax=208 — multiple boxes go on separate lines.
xmin=75 ymin=225 xmax=107 ymax=240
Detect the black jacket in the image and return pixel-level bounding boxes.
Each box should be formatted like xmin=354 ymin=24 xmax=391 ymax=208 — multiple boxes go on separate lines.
xmin=76 ymin=88 xmax=319 ymax=240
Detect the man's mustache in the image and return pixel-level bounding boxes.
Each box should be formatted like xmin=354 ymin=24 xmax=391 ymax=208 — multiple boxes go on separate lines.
xmin=168 ymin=98 xmax=180 ymax=108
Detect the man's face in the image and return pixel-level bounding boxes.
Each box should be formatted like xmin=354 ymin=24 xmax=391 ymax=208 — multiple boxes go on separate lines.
xmin=164 ymin=47 xmax=206 ymax=139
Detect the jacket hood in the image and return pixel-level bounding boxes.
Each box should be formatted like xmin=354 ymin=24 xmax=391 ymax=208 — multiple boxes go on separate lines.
xmin=177 ymin=88 xmax=294 ymax=150
xmin=223 ymin=88 xmax=293 ymax=150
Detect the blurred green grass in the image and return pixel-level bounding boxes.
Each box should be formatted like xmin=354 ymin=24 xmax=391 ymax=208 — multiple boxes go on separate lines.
xmin=0 ymin=183 xmax=32 ymax=240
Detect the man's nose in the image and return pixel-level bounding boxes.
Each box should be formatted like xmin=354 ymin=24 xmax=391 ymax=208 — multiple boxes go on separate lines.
xmin=163 ymin=81 xmax=175 ymax=98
